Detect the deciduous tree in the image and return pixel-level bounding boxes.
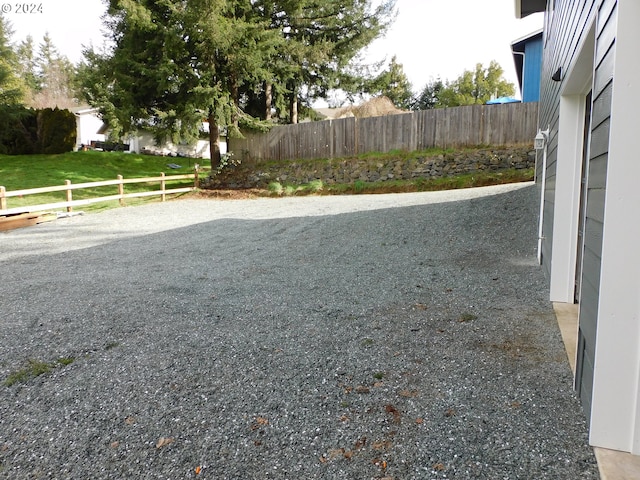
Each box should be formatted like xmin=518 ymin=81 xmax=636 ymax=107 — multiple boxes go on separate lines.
xmin=437 ymin=61 xmax=515 ymax=107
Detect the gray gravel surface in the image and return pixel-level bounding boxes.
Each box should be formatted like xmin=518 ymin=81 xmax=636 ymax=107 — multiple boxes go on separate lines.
xmin=0 ymin=183 xmax=598 ymax=479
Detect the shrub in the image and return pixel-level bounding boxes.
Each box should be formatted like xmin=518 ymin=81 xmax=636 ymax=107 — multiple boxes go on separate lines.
xmin=0 ymin=107 xmax=76 ymax=155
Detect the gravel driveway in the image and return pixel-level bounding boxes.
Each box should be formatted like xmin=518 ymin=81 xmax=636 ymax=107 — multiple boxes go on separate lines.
xmin=0 ymin=183 xmax=598 ymax=479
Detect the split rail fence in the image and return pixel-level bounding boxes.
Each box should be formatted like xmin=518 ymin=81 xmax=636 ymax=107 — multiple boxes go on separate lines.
xmin=230 ymin=102 xmax=539 ymax=164
xmin=0 ymin=171 xmax=199 ymax=217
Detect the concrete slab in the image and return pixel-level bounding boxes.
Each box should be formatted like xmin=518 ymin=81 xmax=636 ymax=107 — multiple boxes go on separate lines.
xmin=552 ymin=302 xmax=640 ymax=480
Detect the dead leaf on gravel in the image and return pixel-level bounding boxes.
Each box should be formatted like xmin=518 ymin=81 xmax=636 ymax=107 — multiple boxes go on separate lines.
xmin=433 ymin=462 xmax=445 ymax=471
xmin=251 ymin=416 xmax=269 ymax=430
xmin=373 ymin=381 xmax=384 ymax=388
xmin=415 ymin=417 xmax=424 ymax=424
xmin=110 ymin=441 xmax=119 ymax=449
xmin=444 ymin=408 xmax=456 ymax=417
xmin=355 ymin=385 xmax=370 ymax=394
xmin=354 ymin=436 xmax=367 ymax=450
xmin=156 ymin=437 xmax=174 ymax=448
xmin=510 ymin=401 xmax=522 ymax=408
xmin=399 ymin=389 xmax=418 ymax=397
xmin=124 ymin=416 xmax=136 ymax=425
xmin=195 ymin=466 xmax=202 ymax=475
xmin=372 ymin=458 xmax=388 ymax=470
xmin=340 ymin=415 xmax=350 ymax=422
xmin=372 ymin=440 xmax=392 ymax=451
xmin=343 ymin=450 xmax=353 ymax=459
xmin=385 ymin=404 xmax=401 ymax=424
xmin=415 ymin=303 xmax=428 ymax=310
xmin=326 ymin=448 xmax=345 ymax=461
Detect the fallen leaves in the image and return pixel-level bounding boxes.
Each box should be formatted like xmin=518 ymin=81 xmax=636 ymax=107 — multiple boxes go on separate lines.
xmin=354 ymin=436 xmax=367 ymax=450
xmin=355 ymin=385 xmax=370 ymax=394
xmin=372 ymin=458 xmax=388 ymax=470
xmin=124 ymin=416 xmax=136 ymax=425
xmin=156 ymin=437 xmax=174 ymax=448
xmin=372 ymin=440 xmax=392 ymax=451
xmin=251 ymin=416 xmax=269 ymax=430
xmin=385 ymin=404 xmax=401 ymax=424
xmin=319 ymin=436 xmax=369 ymax=464
xmin=195 ymin=466 xmax=202 ymax=475
xmin=398 ymin=389 xmax=418 ymax=398
xmin=444 ymin=408 xmax=457 ymax=417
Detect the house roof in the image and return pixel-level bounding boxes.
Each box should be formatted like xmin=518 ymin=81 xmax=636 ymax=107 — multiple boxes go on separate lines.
xmin=514 ymin=0 xmax=546 ymax=18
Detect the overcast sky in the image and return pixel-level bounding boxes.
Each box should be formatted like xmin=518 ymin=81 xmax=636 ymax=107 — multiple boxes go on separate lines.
xmin=6 ymin=0 xmax=543 ymax=96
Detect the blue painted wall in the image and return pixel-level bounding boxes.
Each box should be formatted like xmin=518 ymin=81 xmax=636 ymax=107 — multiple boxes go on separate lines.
xmin=522 ymin=36 xmax=543 ymax=102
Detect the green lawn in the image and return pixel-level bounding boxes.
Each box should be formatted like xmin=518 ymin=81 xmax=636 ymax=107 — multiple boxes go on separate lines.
xmin=1 ymin=150 xmax=534 ymax=213
xmin=0 ymin=151 xmax=205 ymax=212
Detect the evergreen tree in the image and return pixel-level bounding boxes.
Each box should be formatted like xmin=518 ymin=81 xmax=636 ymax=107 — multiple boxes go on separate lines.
xmin=411 ymin=78 xmax=444 ymax=110
xmin=80 ymin=0 xmax=280 ymax=167
xmin=31 ymin=33 xmax=77 ymax=108
xmin=0 ymin=15 xmax=24 ymax=107
xmin=367 ymin=55 xmax=412 ymax=109
xmin=273 ymin=0 xmax=396 ymax=123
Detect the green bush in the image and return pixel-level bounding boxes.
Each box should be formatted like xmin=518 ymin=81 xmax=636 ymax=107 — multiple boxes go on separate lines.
xmin=0 ymin=106 xmax=76 ymax=155
xmin=38 ymin=108 xmax=77 ymax=154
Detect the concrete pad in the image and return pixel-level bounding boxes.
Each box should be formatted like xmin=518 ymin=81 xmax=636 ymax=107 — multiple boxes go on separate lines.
xmin=595 ymin=447 xmax=640 ymax=480
xmin=553 ymin=302 xmax=579 ymax=375
xmin=552 ymin=302 xmax=640 ymax=479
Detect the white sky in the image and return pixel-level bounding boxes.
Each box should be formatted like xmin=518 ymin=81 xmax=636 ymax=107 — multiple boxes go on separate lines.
xmin=6 ymin=0 xmax=542 ymax=96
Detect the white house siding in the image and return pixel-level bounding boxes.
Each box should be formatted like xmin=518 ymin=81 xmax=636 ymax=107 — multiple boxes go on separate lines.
xmin=74 ymin=109 xmax=106 ymax=148
xmin=127 ymin=131 xmax=226 ymax=159
xmin=589 ymin=0 xmax=640 ymax=454
xmin=536 ymin=0 xmax=640 ymax=454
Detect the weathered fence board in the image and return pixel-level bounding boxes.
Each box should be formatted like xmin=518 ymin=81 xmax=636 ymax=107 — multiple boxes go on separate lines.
xmin=231 ymin=102 xmax=539 ymax=164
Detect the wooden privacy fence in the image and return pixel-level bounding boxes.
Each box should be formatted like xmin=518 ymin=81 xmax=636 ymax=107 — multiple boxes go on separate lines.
xmin=230 ymin=102 xmax=539 ymax=164
xmin=0 ymin=171 xmax=199 ymax=216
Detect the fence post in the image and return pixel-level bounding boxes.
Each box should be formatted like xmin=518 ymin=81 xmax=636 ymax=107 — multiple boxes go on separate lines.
xmin=117 ymin=175 xmax=124 ymax=206
xmin=160 ymin=172 xmax=166 ymax=202
xmin=65 ymin=180 xmax=73 ymax=213
xmin=0 ymin=186 xmax=6 ymax=211
xmin=194 ymin=164 xmax=200 ymax=189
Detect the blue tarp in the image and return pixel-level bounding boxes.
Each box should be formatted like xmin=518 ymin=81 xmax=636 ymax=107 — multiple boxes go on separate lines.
xmin=486 ymin=97 xmax=522 ymax=105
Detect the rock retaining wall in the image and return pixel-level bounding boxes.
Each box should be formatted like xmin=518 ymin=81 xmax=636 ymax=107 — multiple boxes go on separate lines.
xmin=205 ymin=146 xmax=535 ymax=189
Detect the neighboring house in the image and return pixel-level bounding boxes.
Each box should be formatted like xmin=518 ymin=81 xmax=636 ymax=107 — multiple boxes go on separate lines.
xmin=71 ymin=106 xmax=106 ymax=149
xmin=127 ymin=130 xmax=218 ymax=159
xmin=516 ymin=0 xmax=640 ymax=455
xmin=73 ymin=105 xmax=227 ymax=158
xmin=511 ymin=29 xmax=543 ymax=102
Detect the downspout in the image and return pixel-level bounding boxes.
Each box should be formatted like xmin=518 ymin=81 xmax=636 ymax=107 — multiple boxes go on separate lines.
xmin=536 ymin=128 xmax=550 ymax=264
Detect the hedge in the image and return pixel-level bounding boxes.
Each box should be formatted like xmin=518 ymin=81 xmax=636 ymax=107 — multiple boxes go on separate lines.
xmin=0 ymin=106 xmax=77 ymax=155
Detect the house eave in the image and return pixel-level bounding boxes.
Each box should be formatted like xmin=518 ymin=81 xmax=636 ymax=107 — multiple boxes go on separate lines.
xmin=514 ymin=0 xmax=546 ymax=19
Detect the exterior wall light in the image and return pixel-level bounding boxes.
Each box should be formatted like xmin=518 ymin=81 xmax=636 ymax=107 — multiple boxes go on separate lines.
xmin=534 ymin=129 xmax=549 ymax=150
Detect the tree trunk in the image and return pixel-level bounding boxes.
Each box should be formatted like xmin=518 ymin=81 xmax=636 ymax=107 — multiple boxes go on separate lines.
xmin=231 ymin=74 xmax=239 ymax=129
xmin=208 ymin=111 xmax=221 ymax=171
xmin=265 ymin=81 xmax=272 ymax=121
xmin=289 ymin=86 xmax=298 ymax=124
